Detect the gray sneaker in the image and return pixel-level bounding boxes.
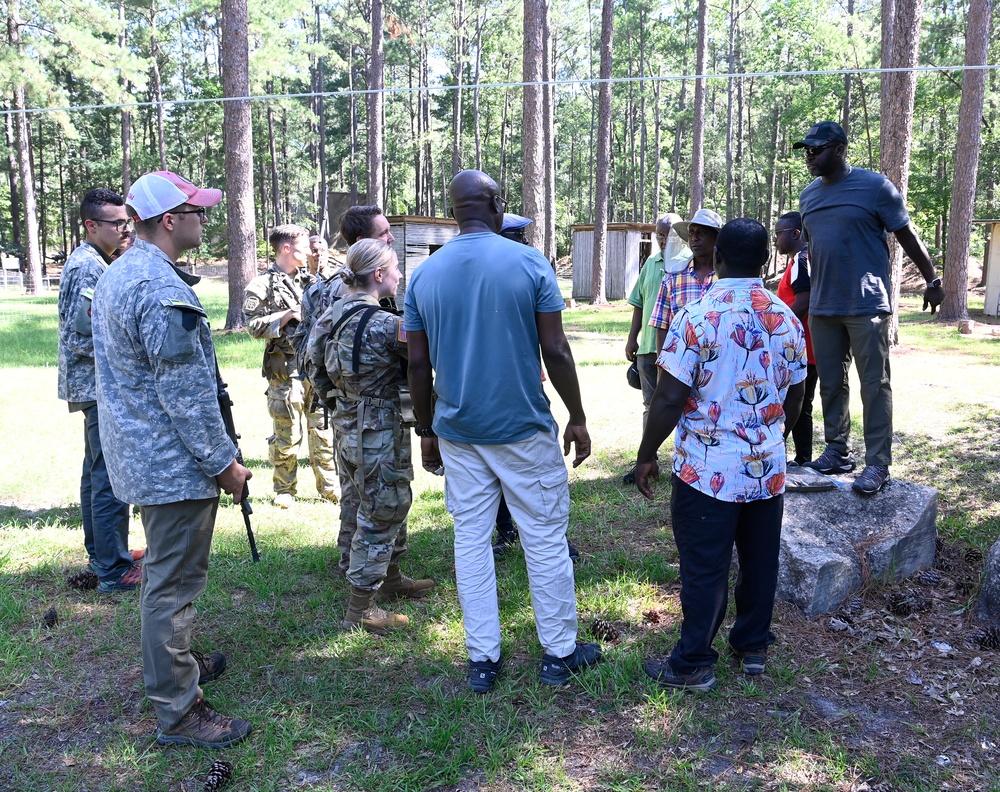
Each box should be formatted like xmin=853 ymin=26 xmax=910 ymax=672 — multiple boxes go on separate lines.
xmin=155 ymin=699 xmax=252 ymax=749
xmin=852 ymin=465 xmax=890 ymax=495
xmin=642 ymin=658 xmax=718 ymax=691
xmin=804 ymin=448 xmax=856 ymax=475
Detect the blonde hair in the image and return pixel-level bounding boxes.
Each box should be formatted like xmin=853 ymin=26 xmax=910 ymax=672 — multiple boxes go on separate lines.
xmin=341 ymin=238 xmax=396 ymax=288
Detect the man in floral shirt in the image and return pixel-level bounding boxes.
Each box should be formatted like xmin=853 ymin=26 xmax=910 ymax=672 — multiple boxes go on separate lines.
xmin=634 ymin=218 xmax=808 ymax=692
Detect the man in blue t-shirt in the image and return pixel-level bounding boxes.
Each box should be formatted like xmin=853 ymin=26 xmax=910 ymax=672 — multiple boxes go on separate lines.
xmin=404 ymin=169 xmax=602 ymax=693
xmin=795 ymin=121 xmax=944 ymax=495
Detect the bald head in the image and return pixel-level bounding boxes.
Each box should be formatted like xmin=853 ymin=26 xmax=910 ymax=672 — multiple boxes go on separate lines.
xmin=449 ymin=170 xmax=504 ymax=233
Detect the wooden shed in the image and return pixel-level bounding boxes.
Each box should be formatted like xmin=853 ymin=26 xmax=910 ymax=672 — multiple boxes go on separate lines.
xmin=974 ymin=220 xmax=1000 ymax=316
xmin=570 ymin=223 xmax=656 ymax=301
xmin=386 ymin=215 xmax=459 ymax=301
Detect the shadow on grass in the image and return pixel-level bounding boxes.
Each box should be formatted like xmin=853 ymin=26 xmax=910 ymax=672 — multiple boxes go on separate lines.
xmin=0 ymin=503 xmax=81 ymax=528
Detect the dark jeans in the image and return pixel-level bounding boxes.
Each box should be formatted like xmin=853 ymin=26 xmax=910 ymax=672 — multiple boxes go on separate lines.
xmin=636 ymin=352 xmax=659 ymax=431
xmin=668 ymin=478 xmax=782 ymax=674
xmin=82 ymin=405 xmax=133 ymax=583
xmin=789 ymin=363 xmax=818 ymax=464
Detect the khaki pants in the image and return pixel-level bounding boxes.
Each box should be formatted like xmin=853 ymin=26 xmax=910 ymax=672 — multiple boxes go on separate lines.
xmin=139 ymin=497 xmax=218 ymax=732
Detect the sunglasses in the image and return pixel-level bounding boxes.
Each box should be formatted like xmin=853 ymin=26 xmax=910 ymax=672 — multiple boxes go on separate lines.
xmin=803 ymin=142 xmax=839 ymax=157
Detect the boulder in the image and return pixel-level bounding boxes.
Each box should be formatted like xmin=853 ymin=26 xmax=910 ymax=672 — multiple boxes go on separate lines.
xmin=776 ymin=476 xmax=938 ymax=617
xmin=975 ymin=538 xmax=1000 ymax=627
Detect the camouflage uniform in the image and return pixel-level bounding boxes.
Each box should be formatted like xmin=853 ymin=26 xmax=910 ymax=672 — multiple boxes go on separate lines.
xmin=319 ymin=293 xmax=413 ymax=589
xmin=57 ymin=241 xmax=133 ymax=583
xmin=92 ymin=238 xmax=238 ymax=732
xmin=243 ymin=265 xmax=337 ymax=500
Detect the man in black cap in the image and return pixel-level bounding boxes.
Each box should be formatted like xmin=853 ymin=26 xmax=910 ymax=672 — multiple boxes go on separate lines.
xmin=794 ymin=121 xmax=944 ymax=495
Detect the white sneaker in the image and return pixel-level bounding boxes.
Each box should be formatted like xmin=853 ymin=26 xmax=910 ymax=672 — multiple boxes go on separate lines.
xmin=274 ymin=493 xmax=294 ymax=509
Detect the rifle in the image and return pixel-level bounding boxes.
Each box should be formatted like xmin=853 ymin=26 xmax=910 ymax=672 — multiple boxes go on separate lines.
xmin=216 ymin=375 xmax=260 ymax=563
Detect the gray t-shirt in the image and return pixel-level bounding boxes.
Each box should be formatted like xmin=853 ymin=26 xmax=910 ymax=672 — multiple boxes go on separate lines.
xmin=800 ymin=167 xmax=910 ymax=316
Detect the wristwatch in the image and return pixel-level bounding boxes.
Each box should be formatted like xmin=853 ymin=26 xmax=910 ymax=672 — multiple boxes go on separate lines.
xmin=926 ymin=277 xmax=942 ymax=289
xmin=416 ymin=426 xmax=436 ymax=438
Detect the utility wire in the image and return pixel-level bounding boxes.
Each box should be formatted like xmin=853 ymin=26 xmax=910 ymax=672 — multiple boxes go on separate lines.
xmin=1 ymin=63 xmax=998 ymax=118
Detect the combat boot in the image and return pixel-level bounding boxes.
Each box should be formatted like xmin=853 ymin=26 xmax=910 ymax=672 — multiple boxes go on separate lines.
xmin=341 ymin=586 xmax=409 ymax=634
xmin=380 ymin=564 xmax=435 ymax=600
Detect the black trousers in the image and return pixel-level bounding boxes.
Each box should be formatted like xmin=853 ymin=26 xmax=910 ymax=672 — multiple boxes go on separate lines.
xmin=668 ymin=478 xmax=783 ymax=674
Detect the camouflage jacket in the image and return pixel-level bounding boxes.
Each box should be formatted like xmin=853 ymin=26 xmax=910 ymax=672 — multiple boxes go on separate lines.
xmin=243 ymin=265 xmax=313 ymax=381
xmin=92 ymin=238 xmax=237 ymax=506
xmin=57 ymin=242 xmax=111 ymax=405
xmin=314 ymin=293 xmax=408 ymax=430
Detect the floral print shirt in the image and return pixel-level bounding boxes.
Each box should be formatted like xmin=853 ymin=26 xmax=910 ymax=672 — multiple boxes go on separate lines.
xmin=657 ymin=278 xmax=808 ymax=502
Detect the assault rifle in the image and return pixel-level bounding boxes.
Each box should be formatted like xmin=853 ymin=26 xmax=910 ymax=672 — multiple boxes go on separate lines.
xmin=217 ymin=376 xmax=260 ymax=563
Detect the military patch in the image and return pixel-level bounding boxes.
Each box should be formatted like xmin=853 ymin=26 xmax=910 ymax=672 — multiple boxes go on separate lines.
xmin=81 ymin=287 xmax=94 ymax=300
xmin=397 ymin=324 xmax=407 ymax=344
xmin=244 ymin=295 xmax=261 ymax=312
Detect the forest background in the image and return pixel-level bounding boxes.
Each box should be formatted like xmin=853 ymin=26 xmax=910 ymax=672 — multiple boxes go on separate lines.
xmin=0 ymin=0 xmax=997 ymax=324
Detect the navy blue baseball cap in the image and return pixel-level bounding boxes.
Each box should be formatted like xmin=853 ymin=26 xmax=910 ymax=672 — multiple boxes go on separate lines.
xmin=792 ymin=121 xmax=848 ymax=149
xmin=501 ymin=213 xmax=532 ymax=232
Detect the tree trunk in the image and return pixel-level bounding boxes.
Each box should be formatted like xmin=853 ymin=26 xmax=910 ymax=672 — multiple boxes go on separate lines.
xmin=724 ymin=0 xmax=737 ymax=217
xmin=315 ymin=4 xmax=328 ymax=235
xmin=473 ymin=13 xmax=484 ymax=171
xmin=220 ymin=0 xmax=257 ymax=331
xmin=451 ymin=0 xmax=464 ymax=176
xmin=689 ymin=0 xmax=708 ymax=214
xmin=937 ymin=0 xmax=991 ymax=322
xmin=367 ymin=0 xmax=385 ymax=205
xmin=4 ymin=108 xmax=23 ymax=259
xmin=150 ymin=4 xmax=167 ymax=171
xmin=842 ymin=0 xmax=855 ymax=136
xmin=879 ymin=0 xmax=924 ymax=344
xmin=522 ymin=0 xmax=546 ymax=249
xmin=652 ymin=77 xmax=661 ymax=217
xmin=119 ymin=2 xmax=132 ymax=193
xmin=590 ymin=0 xmax=613 ymax=305
xmin=543 ymin=13 xmax=556 ymax=261
xmin=265 ymin=83 xmax=281 ymax=225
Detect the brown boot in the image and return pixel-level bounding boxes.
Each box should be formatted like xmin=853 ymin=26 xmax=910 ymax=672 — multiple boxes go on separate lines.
xmin=380 ymin=564 xmax=435 ymax=600
xmin=341 ymin=586 xmax=409 ymax=634
xmin=155 ymin=698 xmax=252 ymax=748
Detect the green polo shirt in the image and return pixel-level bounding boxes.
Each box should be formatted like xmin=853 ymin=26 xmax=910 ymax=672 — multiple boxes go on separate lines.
xmin=628 ymin=251 xmax=666 ymax=355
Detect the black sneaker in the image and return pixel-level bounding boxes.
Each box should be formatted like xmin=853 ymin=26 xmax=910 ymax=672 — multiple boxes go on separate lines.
xmin=622 ymin=469 xmax=637 ymax=486
xmin=852 ymin=465 xmax=890 ymax=495
xmin=192 ymin=650 xmax=227 ymax=684
xmin=539 ymin=641 xmax=603 ymax=685
xmin=642 ymin=658 xmax=717 ymax=691
xmin=803 ymin=448 xmax=856 ymax=475
xmin=567 ymin=542 xmax=580 ymax=562
xmin=467 ymin=656 xmax=504 ymax=693
xmin=492 ymin=526 xmax=519 ymax=558
xmin=732 ymin=649 xmax=767 ymax=676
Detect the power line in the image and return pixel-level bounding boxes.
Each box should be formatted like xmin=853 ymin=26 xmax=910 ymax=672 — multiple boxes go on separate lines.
xmin=2 ymin=63 xmax=998 ymax=118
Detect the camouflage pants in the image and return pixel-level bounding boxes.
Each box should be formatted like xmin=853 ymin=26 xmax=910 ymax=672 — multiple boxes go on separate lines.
xmin=337 ymin=423 xmax=413 ymax=590
xmin=266 ymin=377 xmax=337 ymax=498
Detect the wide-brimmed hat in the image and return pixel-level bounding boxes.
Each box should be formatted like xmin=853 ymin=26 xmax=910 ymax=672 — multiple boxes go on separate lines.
xmin=792 ymin=121 xmax=848 ymax=150
xmin=127 ymin=171 xmax=222 ymax=221
xmin=672 ymin=209 xmax=723 ymax=242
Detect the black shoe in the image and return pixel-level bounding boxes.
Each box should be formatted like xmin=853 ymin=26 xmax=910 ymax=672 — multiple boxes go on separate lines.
xmin=803 ymin=448 xmax=856 ymax=475
xmin=852 ymin=465 xmax=890 ymax=495
xmin=622 ymin=469 xmax=637 ymax=485
xmin=467 ymin=656 xmax=504 ymax=693
xmin=492 ymin=526 xmax=519 ymax=558
xmin=732 ymin=648 xmax=767 ymax=676
xmin=567 ymin=542 xmax=580 ymax=562
xmin=642 ymin=658 xmax=717 ymax=691
xmin=192 ymin=650 xmax=227 ymax=684
xmin=539 ymin=641 xmax=603 ymax=685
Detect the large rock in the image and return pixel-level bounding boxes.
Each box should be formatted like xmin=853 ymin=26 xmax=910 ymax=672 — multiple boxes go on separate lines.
xmin=975 ymin=538 xmax=1000 ymax=627
xmin=776 ymin=475 xmax=938 ymax=617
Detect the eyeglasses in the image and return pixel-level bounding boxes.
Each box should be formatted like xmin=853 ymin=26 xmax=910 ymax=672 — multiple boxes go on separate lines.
xmin=494 ymin=195 xmax=508 ymax=210
xmin=90 ymin=218 xmax=133 ymax=233
xmin=169 ymin=207 xmax=208 ymax=218
xmin=803 ymin=143 xmax=838 ymax=157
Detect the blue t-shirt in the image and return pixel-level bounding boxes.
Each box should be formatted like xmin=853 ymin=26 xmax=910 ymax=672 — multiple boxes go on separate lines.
xmin=403 ymin=232 xmax=566 ymax=444
xmin=799 ymin=167 xmax=910 ymax=316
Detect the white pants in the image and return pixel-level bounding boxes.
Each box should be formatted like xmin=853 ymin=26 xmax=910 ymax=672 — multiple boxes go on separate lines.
xmin=439 ymin=425 xmax=579 ymax=663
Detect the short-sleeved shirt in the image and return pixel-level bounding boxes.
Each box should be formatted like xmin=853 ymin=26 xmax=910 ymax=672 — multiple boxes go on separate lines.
xmin=776 ymin=247 xmax=814 ymax=365
xmin=658 ymin=278 xmax=808 ymax=502
xmin=403 ymin=232 xmax=565 ymax=445
xmin=648 ymin=260 xmax=716 ymax=331
xmin=799 ymin=167 xmax=910 ymax=316
xmin=627 ymin=251 xmax=665 ymax=355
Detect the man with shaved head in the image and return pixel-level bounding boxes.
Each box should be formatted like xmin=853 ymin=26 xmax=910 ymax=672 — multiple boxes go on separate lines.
xmin=405 ymin=170 xmax=602 ymax=693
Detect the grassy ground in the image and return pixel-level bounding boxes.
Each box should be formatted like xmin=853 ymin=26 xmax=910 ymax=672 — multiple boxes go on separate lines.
xmin=2 ymin=281 xmax=1000 ymax=791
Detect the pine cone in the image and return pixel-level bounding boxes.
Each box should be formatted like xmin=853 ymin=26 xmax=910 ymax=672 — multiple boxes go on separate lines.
xmin=43 ymin=607 xmax=58 ymax=628
xmin=968 ymin=627 xmax=1000 ymax=651
xmin=642 ymin=609 xmax=663 ymax=624
xmin=66 ymin=569 xmax=98 ymax=590
xmin=887 ymin=593 xmax=931 ymax=617
xmin=842 ymin=594 xmax=864 ymax=615
xmin=203 ymin=760 xmax=233 ymax=791
xmin=964 ymin=547 xmax=984 ymax=565
xmin=590 ymin=618 xmax=621 ymax=643
xmin=916 ymin=569 xmax=943 ymax=587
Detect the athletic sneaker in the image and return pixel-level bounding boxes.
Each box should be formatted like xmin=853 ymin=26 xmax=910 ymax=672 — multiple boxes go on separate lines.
xmin=804 ymin=448 xmax=856 ymax=475
xmin=539 ymin=641 xmax=603 ymax=685
xmin=97 ymin=564 xmax=142 ymax=595
xmin=852 ymin=465 xmax=890 ymax=495
xmin=467 ymin=656 xmax=504 ymax=693
xmin=733 ymin=649 xmax=767 ymax=676
xmin=642 ymin=658 xmax=717 ymax=691
xmin=155 ymin=699 xmax=252 ymax=749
